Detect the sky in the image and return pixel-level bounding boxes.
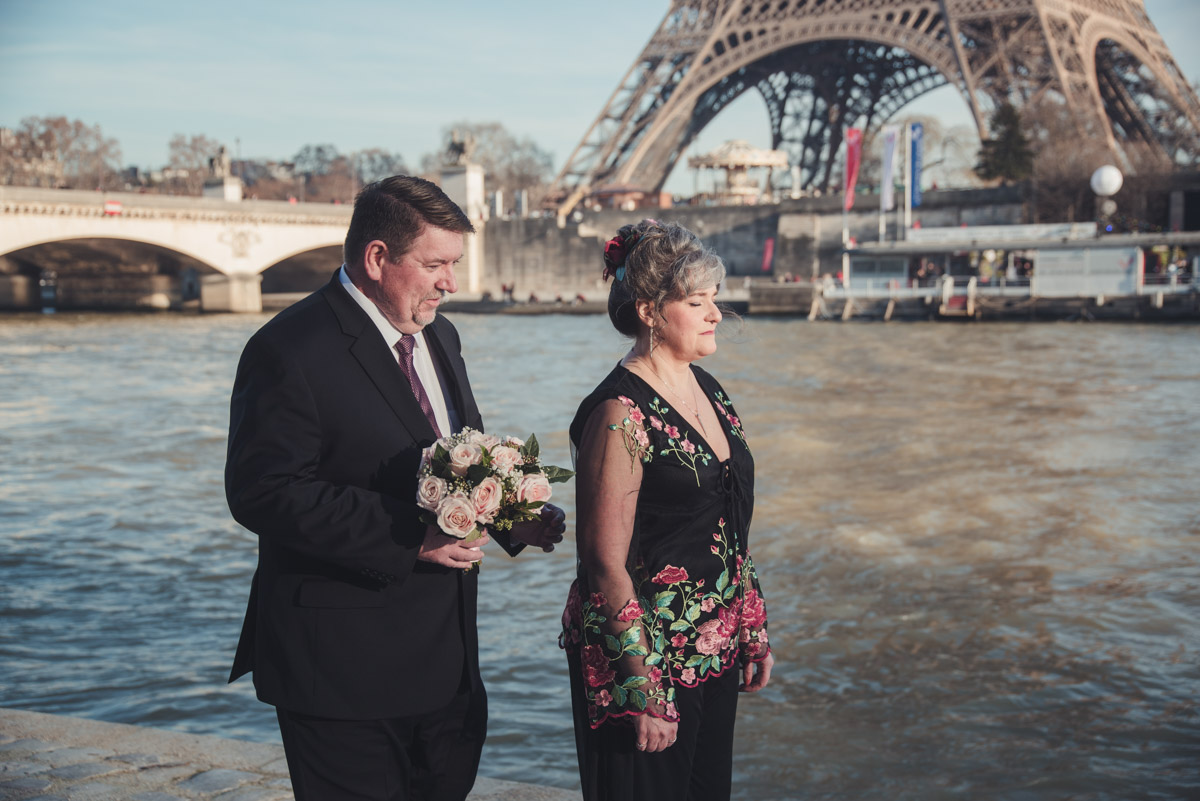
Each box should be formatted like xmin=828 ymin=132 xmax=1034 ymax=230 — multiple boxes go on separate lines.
xmin=2 ymin=0 xmax=1198 ymax=194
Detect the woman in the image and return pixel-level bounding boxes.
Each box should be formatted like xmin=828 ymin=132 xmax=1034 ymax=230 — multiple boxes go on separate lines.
xmin=561 ymin=220 xmax=773 ymax=800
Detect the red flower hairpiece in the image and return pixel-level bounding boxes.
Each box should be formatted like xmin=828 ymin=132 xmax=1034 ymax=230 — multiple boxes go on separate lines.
xmin=601 ymin=221 xmax=659 ymax=283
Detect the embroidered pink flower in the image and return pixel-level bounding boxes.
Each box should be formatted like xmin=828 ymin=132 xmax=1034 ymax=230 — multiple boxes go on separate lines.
xmin=582 ymin=645 xmax=616 ymax=688
xmin=719 ymin=518 xmax=726 ymax=527
xmin=730 ymin=416 xmax=740 ymax=427
xmin=696 ymin=579 xmax=705 ymax=588
xmin=681 ymin=439 xmax=696 ymax=454
xmin=628 ymin=407 xmax=645 ymax=424
xmin=680 ymin=668 xmax=696 ymax=684
xmin=589 ymin=591 xmax=608 ymax=608
xmin=652 ymin=565 xmax=689 ymax=585
xmin=671 ymin=633 xmax=688 ymax=649
xmin=616 ymin=599 xmax=644 ymax=622
xmin=741 ymin=589 xmax=767 ymax=628
xmin=664 ymin=702 xmax=678 ymax=719
xmin=712 ymin=531 xmax=721 ymax=541
xmin=695 ymin=619 xmax=727 ymax=655
xmin=711 ymin=545 xmax=720 ymax=555
xmin=718 ymin=603 xmax=741 ymax=638
xmin=634 ymin=428 xmax=650 ymax=448
xmin=649 ymin=416 xmax=663 ymax=430
xmin=701 ymin=597 xmax=716 ymax=612
xmin=618 ymin=395 xmax=635 ymax=407
xmin=746 ymin=642 xmax=761 ymax=656
xmin=595 ymin=689 xmax=613 ymax=707
xmin=664 ymin=425 xmax=680 ymax=439
xmin=648 ymin=667 xmax=663 ymax=684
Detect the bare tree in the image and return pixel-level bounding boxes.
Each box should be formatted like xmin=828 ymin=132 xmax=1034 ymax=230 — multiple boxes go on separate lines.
xmin=167 ymin=133 xmax=224 ymax=195
xmin=352 ymin=148 xmax=407 ymax=185
xmin=420 ymin=121 xmax=555 ymax=204
xmin=2 ymin=116 xmax=122 ymax=189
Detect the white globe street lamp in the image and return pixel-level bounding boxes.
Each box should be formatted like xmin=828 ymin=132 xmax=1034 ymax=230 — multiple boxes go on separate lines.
xmin=1091 ymin=165 xmax=1123 ymax=230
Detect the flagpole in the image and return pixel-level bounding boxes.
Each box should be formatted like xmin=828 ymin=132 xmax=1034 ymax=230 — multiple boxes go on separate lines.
xmin=904 ymin=123 xmax=913 ymax=236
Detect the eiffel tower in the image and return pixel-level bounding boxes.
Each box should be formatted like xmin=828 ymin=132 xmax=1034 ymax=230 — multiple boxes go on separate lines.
xmin=547 ymin=0 xmax=1200 ymax=214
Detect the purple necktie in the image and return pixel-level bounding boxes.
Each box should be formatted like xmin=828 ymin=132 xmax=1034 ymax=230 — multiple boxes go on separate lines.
xmin=396 ymin=335 xmax=442 ymax=437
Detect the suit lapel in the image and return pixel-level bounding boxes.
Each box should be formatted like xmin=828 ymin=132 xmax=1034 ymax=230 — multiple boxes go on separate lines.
xmin=424 ymin=316 xmax=482 ymax=433
xmin=320 ymin=274 xmax=437 ymax=443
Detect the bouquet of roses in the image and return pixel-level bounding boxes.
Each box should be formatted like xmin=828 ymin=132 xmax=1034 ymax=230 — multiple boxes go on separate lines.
xmin=415 ymin=428 xmax=574 ymax=569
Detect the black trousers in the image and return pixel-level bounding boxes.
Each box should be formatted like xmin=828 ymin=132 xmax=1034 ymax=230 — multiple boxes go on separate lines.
xmin=275 ymin=684 xmax=487 ymax=801
xmin=568 ymin=650 xmax=740 ymax=801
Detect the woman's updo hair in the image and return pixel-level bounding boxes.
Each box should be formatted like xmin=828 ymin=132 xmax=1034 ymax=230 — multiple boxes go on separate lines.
xmin=604 ymin=219 xmax=726 ymax=337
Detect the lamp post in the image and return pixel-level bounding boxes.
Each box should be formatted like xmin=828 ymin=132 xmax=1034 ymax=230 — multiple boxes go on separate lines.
xmin=1090 ymin=165 xmax=1123 ymax=233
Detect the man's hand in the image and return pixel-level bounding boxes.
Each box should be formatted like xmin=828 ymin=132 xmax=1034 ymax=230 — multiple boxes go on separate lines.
xmin=633 ymin=713 xmax=678 ymax=753
xmin=417 ymin=525 xmax=490 ymax=569
xmin=509 ymin=503 xmax=566 ymax=552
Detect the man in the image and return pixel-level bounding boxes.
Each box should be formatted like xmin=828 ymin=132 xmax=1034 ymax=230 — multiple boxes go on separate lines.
xmin=226 ymin=175 xmax=564 ymax=801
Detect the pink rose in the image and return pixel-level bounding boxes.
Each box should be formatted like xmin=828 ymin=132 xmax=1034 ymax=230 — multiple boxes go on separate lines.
xmin=435 ymin=494 xmax=477 ymax=539
xmin=700 ymin=597 xmax=715 ymax=612
xmin=649 ymin=416 xmax=663 ymax=430
xmin=516 ymin=473 xmax=552 ymax=505
xmin=503 ymin=435 xmax=525 ymax=448
xmin=695 ymin=619 xmax=727 ymax=655
xmin=448 ymin=442 xmax=483 ymax=477
xmin=416 ymin=475 xmax=447 ymax=511
xmin=718 ymin=603 xmax=741 ymax=638
xmin=594 ymin=689 xmax=612 ymax=707
xmin=653 ymin=565 xmax=689 ymax=585
xmin=670 ymin=633 xmax=688 ymax=649
xmin=741 ymin=589 xmax=767 ymax=628
xmin=681 ymin=439 xmax=696 ymax=454
xmin=628 ymin=407 xmax=645 ymax=424
xmin=680 ymin=668 xmax=696 ymax=684
xmin=616 ymin=599 xmax=644 ymax=622
xmin=489 ymin=445 xmax=522 ymax=473
xmin=589 ymin=591 xmax=608 ymax=608
xmin=468 ymin=430 xmax=501 ymax=450
xmin=469 ymin=476 xmax=503 ymax=523
xmin=582 ymin=645 xmax=615 ymax=688
xmin=665 ymin=425 xmax=679 ymax=439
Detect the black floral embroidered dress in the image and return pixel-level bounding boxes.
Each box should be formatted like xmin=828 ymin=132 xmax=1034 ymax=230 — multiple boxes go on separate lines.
xmin=561 ymin=363 xmax=770 ymax=728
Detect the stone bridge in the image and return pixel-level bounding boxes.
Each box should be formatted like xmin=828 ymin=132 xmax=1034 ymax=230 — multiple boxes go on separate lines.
xmin=0 ymin=186 xmax=354 ymax=311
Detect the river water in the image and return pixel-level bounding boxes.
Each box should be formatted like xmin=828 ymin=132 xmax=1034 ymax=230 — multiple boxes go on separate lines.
xmin=1 ymin=310 xmax=1197 ymax=799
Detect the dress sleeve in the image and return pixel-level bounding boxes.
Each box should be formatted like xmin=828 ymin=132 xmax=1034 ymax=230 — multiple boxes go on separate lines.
xmin=737 ymin=551 xmax=770 ymax=664
xmin=572 ymin=396 xmax=677 ymax=727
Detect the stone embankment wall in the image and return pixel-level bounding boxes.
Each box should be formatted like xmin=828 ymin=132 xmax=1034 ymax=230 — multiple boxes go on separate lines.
xmin=481 ymin=186 xmax=1025 ymax=296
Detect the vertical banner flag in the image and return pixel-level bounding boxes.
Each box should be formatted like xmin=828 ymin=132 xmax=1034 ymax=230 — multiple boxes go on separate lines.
xmin=880 ymin=125 xmax=899 ymax=211
xmin=910 ymin=122 xmax=924 ymax=208
xmin=761 ymin=237 xmax=775 ymax=272
xmin=843 ymin=128 xmax=863 ymax=211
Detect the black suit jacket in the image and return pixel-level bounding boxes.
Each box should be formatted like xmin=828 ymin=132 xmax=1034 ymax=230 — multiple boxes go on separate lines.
xmin=226 ymin=272 xmax=518 ymax=719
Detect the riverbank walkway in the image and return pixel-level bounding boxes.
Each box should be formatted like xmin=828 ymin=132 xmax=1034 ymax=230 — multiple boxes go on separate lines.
xmin=0 ymin=708 xmax=580 ymax=801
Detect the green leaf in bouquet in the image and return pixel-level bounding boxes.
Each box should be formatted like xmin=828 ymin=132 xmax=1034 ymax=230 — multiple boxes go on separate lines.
xmin=543 ymin=465 xmax=576 ymax=483
xmin=521 ymin=463 xmax=541 ymax=475
xmin=466 ymin=463 xmax=490 ymax=484
xmin=522 ymin=433 xmax=540 ymax=461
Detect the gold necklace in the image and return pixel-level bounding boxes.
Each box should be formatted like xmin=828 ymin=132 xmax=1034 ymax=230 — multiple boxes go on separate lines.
xmin=643 ymin=359 xmax=707 ymax=437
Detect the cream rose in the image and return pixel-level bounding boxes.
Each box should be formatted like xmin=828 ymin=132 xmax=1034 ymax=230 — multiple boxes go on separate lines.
xmin=470 ymin=432 xmax=502 ymax=450
xmin=436 ymin=494 xmax=478 ymax=539
xmin=447 ymin=442 xmax=483 ymax=477
xmin=516 ymin=473 xmax=552 ymax=505
xmin=489 ymin=445 xmax=522 ymax=474
xmin=416 ymin=475 xmax=448 ymax=511
xmin=470 ymin=476 xmax=503 ymax=524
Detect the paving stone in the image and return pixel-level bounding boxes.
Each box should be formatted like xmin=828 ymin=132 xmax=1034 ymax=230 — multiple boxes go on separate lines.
xmin=22 ymin=796 xmax=69 ymax=801
xmin=0 ymin=776 xmax=53 ymax=792
xmin=47 ymin=763 xmax=122 ymax=781
xmin=213 ymin=788 xmax=289 ymax=801
xmin=107 ymin=753 xmax=160 ymax=767
xmin=0 ymin=761 xmax=46 ymax=778
xmin=258 ymin=758 xmax=290 ymax=776
xmin=37 ymin=749 xmax=113 ymax=768
xmin=0 ymin=740 xmax=53 ymax=754
xmin=63 ymin=782 xmax=125 ymax=801
xmin=130 ymin=794 xmax=184 ymax=801
xmin=264 ymin=778 xmax=292 ymax=789
xmin=176 ymin=769 xmax=260 ymax=794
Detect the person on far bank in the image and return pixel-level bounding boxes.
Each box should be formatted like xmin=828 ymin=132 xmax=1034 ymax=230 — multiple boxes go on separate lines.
xmin=225 ymin=175 xmax=565 ymax=801
xmin=560 ymin=220 xmax=773 ymax=800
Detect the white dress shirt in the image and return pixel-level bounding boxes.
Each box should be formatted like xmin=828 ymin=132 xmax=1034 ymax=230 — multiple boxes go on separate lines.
xmin=338 ymin=266 xmax=457 ymax=435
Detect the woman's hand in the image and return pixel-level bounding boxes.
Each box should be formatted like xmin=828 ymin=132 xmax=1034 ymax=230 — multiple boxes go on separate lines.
xmin=741 ymin=650 xmax=774 ymax=693
xmin=632 ymin=713 xmax=678 ymax=753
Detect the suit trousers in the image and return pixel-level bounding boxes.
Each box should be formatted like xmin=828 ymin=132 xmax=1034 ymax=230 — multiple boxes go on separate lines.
xmin=275 ymin=682 xmax=487 ymax=801
xmin=568 ymin=649 xmax=740 ymax=801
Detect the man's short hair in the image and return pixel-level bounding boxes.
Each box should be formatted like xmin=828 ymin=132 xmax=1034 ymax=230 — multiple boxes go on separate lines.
xmin=343 ymin=175 xmax=475 ymax=265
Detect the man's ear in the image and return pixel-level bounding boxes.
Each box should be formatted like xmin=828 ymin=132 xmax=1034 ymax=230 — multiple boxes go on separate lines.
xmin=362 ymin=240 xmax=390 ymax=282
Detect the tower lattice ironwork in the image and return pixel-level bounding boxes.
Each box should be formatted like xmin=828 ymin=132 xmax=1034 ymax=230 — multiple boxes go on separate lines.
xmin=547 ymin=0 xmax=1200 ymax=214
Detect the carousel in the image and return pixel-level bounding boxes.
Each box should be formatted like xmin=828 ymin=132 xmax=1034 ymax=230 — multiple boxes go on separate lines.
xmin=687 ymin=139 xmax=789 ymax=205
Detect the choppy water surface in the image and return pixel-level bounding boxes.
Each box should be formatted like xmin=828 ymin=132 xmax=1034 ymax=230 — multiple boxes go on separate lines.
xmin=1 ymin=311 xmax=1197 ymax=799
